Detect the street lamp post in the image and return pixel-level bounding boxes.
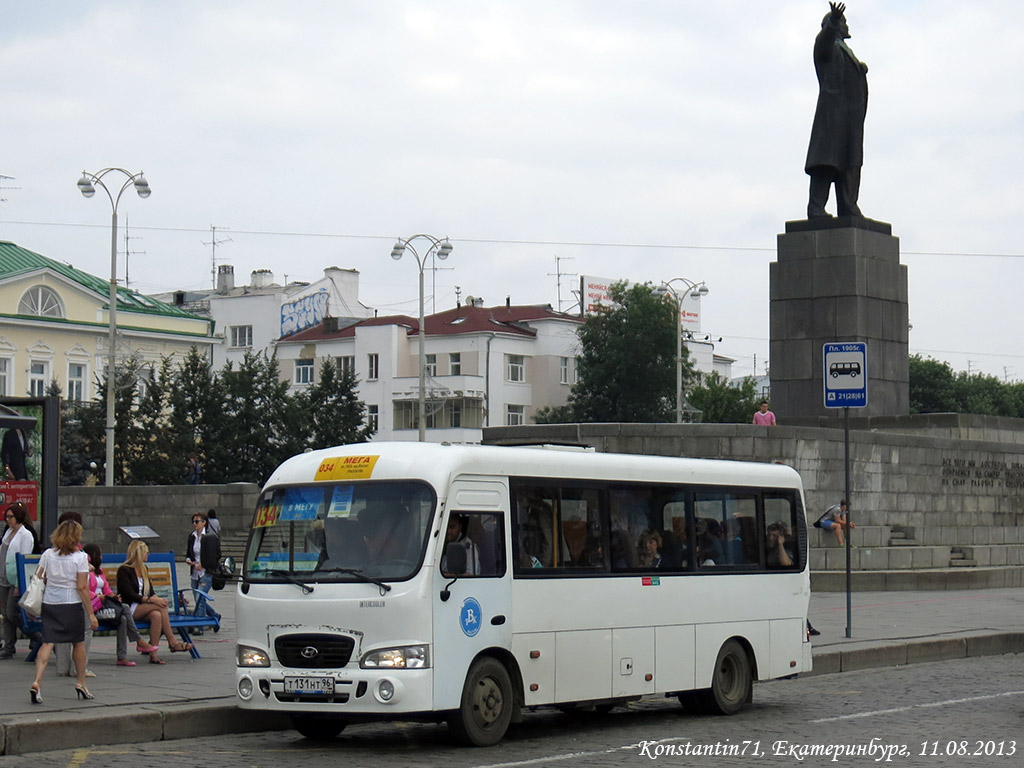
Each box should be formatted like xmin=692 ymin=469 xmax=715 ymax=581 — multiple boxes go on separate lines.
xmin=390 ymin=234 xmax=453 ymax=441
xmin=77 ymin=168 xmax=151 ymax=486
xmin=660 ymin=278 xmax=709 ymax=423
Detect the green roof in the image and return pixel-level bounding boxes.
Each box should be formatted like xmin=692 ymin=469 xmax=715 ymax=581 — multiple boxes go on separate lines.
xmin=0 ymin=240 xmax=205 ymax=321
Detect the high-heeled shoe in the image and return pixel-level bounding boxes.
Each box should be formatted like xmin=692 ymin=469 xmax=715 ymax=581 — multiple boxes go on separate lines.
xmin=75 ymin=684 xmax=94 ymax=700
xmin=29 ymin=683 xmax=42 ymax=704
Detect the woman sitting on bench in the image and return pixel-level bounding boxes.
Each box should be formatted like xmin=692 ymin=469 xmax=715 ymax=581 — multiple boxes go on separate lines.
xmin=116 ymin=540 xmax=192 ymax=664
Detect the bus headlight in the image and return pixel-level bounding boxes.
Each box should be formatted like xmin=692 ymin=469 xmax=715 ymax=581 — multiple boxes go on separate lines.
xmin=361 ymin=645 xmax=430 ymax=669
xmin=237 ymin=645 xmax=271 ymax=667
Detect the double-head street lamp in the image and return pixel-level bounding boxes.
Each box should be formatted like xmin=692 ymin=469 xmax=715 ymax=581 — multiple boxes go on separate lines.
xmin=391 ymin=234 xmax=454 ymax=442
xmin=77 ymin=168 xmax=151 ymax=486
xmin=659 ymin=277 xmax=709 ymax=423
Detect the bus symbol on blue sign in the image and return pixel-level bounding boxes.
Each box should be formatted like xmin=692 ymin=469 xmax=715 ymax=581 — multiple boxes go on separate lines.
xmin=460 ymin=597 xmax=482 ymax=637
xmin=823 ymin=342 xmax=867 ymax=408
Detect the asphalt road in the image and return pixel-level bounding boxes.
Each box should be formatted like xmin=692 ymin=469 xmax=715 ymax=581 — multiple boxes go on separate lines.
xmin=3 ymin=654 xmax=1021 ymax=768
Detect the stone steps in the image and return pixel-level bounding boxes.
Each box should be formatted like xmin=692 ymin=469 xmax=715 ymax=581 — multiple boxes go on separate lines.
xmin=219 ymin=531 xmax=249 ymax=563
xmin=811 ymin=566 xmax=1024 ymax=591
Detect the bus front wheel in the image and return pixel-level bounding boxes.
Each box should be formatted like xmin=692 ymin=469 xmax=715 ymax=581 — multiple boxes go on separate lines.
xmin=448 ymin=657 xmax=513 ymax=746
xmin=292 ymin=715 xmax=347 ymax=740
xmin=698 ymin=640 xmax=751 ymax=715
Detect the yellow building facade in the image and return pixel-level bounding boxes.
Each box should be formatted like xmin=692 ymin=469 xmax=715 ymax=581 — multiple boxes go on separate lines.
xmin=0 ymin=241 xmax=214 ymax=400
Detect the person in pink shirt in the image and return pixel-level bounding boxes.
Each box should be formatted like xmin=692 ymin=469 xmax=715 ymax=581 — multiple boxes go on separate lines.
xmin=752 ymin=401 xmax=777 ymax=426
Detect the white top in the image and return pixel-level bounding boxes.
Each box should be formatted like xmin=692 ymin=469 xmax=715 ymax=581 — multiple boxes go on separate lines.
xmin=39 ymin=548 xmax=89 ymax=605
xmin=2 ymin=525 xmax=34 ymax=586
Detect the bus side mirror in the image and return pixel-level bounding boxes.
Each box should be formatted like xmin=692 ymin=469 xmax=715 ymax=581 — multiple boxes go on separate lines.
xmin=440 ymin=544 xmax=467 ymax=602
xmin=444 ymin=543 xmax=467 ymax=575
xmin=223 ymin=556 xmax=237 ymax=574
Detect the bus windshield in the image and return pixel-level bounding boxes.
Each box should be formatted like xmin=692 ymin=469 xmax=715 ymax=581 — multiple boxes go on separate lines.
xmin=244 ymin=481 xmax=436 ymax=583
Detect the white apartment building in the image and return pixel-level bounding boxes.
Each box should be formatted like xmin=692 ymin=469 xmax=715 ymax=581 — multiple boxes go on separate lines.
xmin=275 ymin=302 xmax=583 ymax=443
xmin=154 ymin=265 xmax=373 ymax=370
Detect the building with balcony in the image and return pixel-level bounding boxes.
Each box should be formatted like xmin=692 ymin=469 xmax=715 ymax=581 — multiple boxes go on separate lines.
xmin=275 ymin=301 xmax=583 ymax=443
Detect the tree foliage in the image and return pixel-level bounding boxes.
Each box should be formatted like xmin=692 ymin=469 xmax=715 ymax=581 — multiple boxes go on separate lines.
xmin=687 ymin=373 xmax=763 ymax=423
xmin=909 ymin=355 xmax=1024 ymax=417
xmin=564 ymin=281 xmax=690 ymax=423
xmin=60 ymin=348 xmax=373 ymax=486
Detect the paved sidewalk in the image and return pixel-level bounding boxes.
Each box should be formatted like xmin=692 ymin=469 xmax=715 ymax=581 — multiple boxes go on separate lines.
xmin=1 ymin=582 xmax=1022 ymax=755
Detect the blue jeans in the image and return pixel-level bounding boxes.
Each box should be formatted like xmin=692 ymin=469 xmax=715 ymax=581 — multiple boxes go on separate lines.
xmin=191 ymin=571 xmax=220 ymax=619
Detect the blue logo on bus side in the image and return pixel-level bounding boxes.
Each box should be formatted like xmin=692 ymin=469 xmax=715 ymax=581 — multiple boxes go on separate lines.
xmin=460 ymin=597 xmax=482 ymax=637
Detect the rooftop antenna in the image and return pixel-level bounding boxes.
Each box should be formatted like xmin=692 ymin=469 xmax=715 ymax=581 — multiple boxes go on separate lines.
xmin=548 ymin=255 xmax=577 ymax=312
xmin=454 ymin=285 xmax=462 ymax=306
xmin=203 ymin=225 xmax=232 ymax=289
xmin=121 ymin=219 xmax=146 ymax=289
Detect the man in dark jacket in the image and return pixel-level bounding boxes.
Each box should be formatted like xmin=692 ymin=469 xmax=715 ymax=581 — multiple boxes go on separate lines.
xmin=1 ymin=427 xmax=31 ymax=481
xmin=805 ymin=2 xmax=869 ymax=219
xmin=186 ymin=511 xmax=222 ymax=626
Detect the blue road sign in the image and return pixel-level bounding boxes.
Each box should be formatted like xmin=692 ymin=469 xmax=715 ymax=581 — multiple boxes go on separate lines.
xmin=824 ymin=342 xmax=867 ymax=408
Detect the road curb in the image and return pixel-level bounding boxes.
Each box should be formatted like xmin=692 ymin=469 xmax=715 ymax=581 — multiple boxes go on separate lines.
xmin=805 ymin=631 xmax=1024 ymax=678
xmin=0 ymin=701 xmax=289 ymax=756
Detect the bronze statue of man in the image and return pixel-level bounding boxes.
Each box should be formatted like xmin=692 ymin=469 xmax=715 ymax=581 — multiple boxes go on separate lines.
xmin=805 ymin=2 xmax=868 ymax=219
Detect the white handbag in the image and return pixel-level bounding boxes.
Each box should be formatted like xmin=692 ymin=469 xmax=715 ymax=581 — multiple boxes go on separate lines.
xmin=18 ymin=564 xmax=45 ymax=617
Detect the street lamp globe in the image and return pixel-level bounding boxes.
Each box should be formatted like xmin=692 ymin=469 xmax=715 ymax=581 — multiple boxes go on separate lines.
xmin=77 ymin=175 xmax=96 ymax=198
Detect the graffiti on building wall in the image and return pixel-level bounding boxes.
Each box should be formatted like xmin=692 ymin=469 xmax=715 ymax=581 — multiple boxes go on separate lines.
xmin=281 ymin=290 xmax=330 ymax=336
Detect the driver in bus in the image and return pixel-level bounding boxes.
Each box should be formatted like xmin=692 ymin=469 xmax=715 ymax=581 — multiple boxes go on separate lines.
xmin=440 ymin=514 xmax=480 ymax=576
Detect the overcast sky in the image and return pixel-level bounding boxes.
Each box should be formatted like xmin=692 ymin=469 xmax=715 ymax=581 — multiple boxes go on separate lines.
xmin=2 ymin=1 xmax=1022 ymax=381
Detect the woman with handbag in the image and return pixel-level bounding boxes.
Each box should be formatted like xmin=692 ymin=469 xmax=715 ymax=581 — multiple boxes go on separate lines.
xmin=0 ymin=502 xmax=36 ymax=659
xmin=83 ymin=543 xmax=153 ymax=667
xmin=29 ymin=520 xmax=98 ymax=704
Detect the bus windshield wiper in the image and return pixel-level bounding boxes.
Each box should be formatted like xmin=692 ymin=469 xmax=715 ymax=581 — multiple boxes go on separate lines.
xmin=317 ymin=567 xmax=392 ymax=593
xmin=267 ymin=569 xmax=314 ymax=594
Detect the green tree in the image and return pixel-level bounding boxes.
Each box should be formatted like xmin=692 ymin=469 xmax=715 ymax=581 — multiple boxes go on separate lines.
xmin=292 ymin=358 xmax=374 ymax=449
xmin=568 ymin=281 xmax=689 ymax=422
xmin=206 ymin=351 xmax=293 ymax=484
xmin=533 ymin=404 xmax=575 ymax=424
xmin=687 ymin=373 xmax=762 ymax=423
xmin=165 ymin=347 xmax=223 ymax=483
xmin=908 ymin=355 xmax=958 ymax=414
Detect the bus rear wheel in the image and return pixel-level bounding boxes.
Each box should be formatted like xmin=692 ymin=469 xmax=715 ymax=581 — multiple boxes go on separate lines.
xmin=448 ymin=657 xmax=513 ymax=747
xmin=697 ymin=640 xmax=751 ymax=715
xmin=292 ymin=715 xmax=347 ymax=740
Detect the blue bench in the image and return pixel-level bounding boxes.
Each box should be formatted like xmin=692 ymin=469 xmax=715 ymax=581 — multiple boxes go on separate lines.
xmin=16 ymin=550 xmax=219 ymax=660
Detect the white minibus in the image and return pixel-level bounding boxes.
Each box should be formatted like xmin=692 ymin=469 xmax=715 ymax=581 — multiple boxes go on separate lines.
xmin=234 ymin=442 xmax=811 ymax=745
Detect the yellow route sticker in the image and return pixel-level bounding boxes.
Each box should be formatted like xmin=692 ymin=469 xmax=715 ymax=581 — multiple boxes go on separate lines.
xmin=315 ymin=455 xmax=379 ymax=481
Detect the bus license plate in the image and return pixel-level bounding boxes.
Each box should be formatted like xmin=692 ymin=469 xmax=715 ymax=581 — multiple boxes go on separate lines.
xmin=284 ymin=676 xmax=335 ymax=695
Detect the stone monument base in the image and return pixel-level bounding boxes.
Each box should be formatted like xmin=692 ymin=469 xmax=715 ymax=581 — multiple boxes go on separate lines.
xmin=769 ymin=216 xmax=908 ymax=421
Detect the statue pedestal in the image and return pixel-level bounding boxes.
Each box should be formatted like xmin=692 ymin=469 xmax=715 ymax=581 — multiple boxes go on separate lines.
xmin=769 ymin=217 xmax=909 ymax=422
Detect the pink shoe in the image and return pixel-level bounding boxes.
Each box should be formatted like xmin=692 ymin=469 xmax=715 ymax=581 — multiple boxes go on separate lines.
xmin=116 ymin=658 xmax=137 ymax=667
xmin=136 ymin=643 xmax=159 ymax=654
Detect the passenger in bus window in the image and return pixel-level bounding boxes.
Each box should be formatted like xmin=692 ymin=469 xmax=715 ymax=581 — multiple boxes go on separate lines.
xmin=766 ymin=522 xmax=794 ymax=569
xmin=441 ymin=514 xmax=480 ymax=576
xmin=659 ymin=530 xmax=686 ymax=569
xmin=638 ymin=529 xmax=662 ymax=568
xmin=696 ymin=519 xmax=724 ymax=566
xmin=610 ymin=530 xmax=636 ymax=570
xmin=517 ymin=492 xmax=554 ymax=568
xmin=578 ymin=535 xmax=604 ymax=567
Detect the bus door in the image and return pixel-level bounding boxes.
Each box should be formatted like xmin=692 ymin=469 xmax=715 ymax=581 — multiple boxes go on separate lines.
xmin=431 ymin=478 xmax=512 ymax=710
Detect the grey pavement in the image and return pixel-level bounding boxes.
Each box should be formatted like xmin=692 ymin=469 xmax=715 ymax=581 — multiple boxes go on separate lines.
xmin=1 ymin=570 xmax=1023 ymax=756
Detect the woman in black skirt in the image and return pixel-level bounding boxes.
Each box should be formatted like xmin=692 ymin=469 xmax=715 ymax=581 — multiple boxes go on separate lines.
xmin=29 ymin=520 xmax=98 ymax=703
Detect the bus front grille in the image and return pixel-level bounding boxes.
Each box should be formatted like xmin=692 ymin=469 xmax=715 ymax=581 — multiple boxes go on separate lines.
xmin=275 ymin=634 xmax=355 ymax=668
